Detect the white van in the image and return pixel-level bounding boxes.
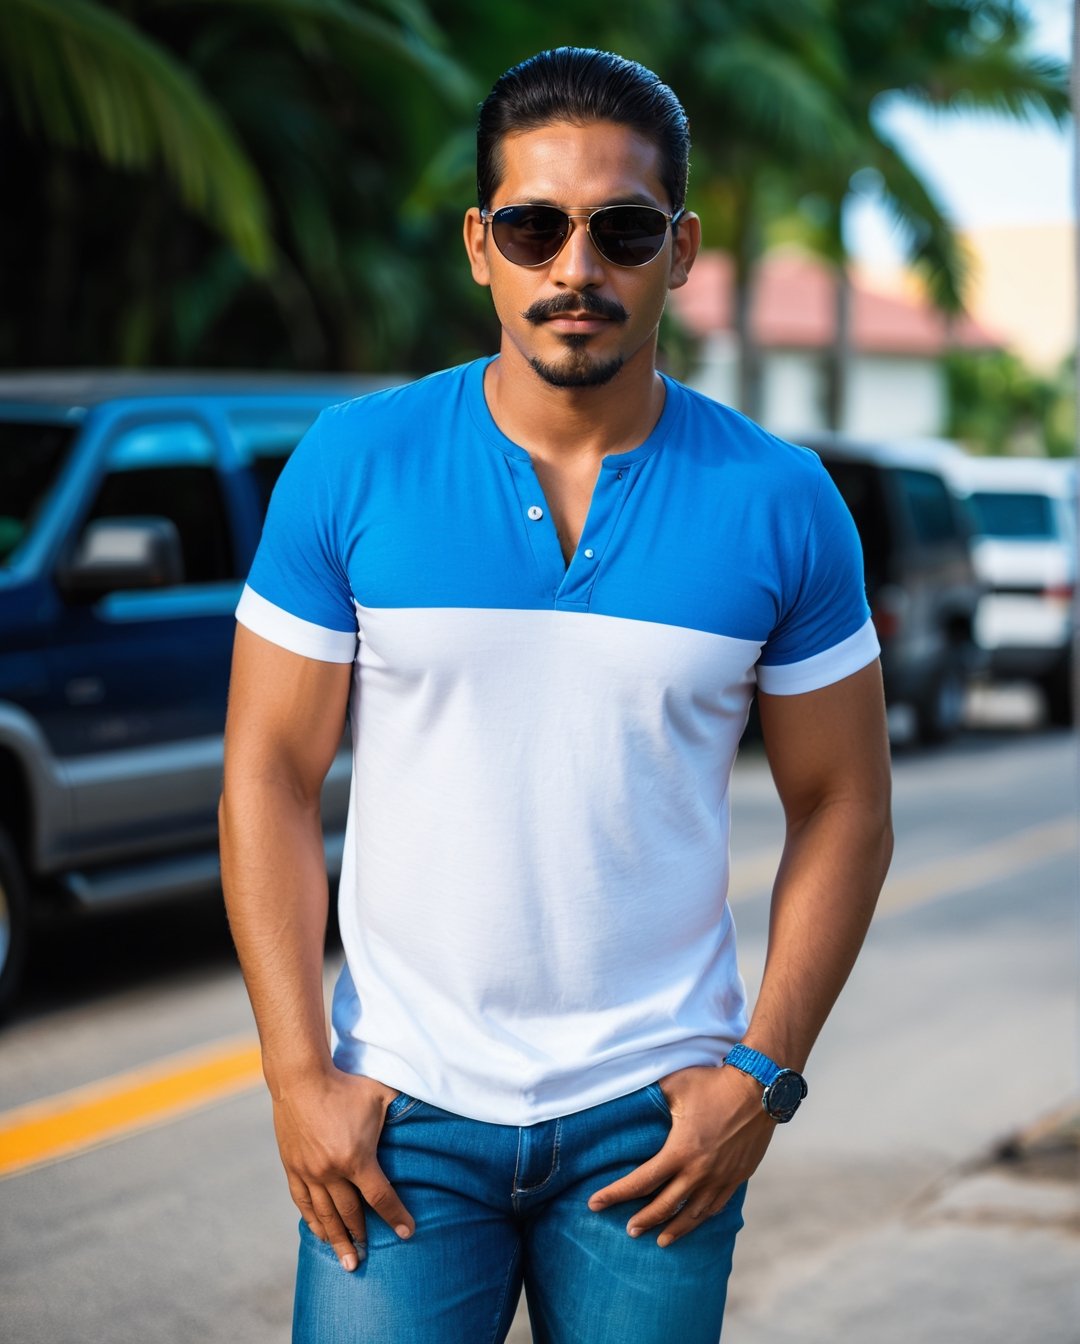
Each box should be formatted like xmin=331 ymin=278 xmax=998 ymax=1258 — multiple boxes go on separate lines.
xmin=946 ymin=456 xmax=1076 ymax=725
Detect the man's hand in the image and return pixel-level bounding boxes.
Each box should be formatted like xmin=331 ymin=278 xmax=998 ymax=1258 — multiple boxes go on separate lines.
xmin=272 ymin=1068 xmax=415 ymax=1271
xmin=587 ymin=1065 xmax=773 ymax=1247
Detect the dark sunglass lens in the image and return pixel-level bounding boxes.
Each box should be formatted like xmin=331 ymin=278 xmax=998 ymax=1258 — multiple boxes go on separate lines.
xmin=591 ymin=207 xmax=668 ymax=265
xmin=492 ymin=206 xmax=569 ymax=265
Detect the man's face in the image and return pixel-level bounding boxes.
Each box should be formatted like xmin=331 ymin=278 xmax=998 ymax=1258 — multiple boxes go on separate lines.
xmin=464 ymin=120 xmax=699 ymax=389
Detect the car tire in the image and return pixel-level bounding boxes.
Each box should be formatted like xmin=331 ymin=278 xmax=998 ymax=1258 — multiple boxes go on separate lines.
xmin=915 ymin=655 xmax=966 ymax=746
xmin=1040 ymin=654 xmax=1074 ymax=728
xmin=0 ymin=826 xmax=29 ymax=1018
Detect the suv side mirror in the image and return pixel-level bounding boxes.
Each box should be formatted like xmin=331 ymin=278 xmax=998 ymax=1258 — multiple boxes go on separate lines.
xmin=56 ymin=517 xmax=185 ymax=600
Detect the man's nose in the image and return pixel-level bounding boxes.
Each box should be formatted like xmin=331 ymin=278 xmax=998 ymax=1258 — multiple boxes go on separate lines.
xmin=547 ymin=215 xmax=607 ymax=287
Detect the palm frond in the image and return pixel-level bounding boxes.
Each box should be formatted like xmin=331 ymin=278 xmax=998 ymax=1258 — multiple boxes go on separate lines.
xmin=903 ymin=50 xmax=1070 ymax=124
xmin=868 ymin=131 xmax=973 ymax=312
xmin=0 ymin=0 xmax=273 ymax=270
xmin=696 ymin=37 xmax=859 ymax=162
xmin=172 ymin=0 xmax=477 ymax=109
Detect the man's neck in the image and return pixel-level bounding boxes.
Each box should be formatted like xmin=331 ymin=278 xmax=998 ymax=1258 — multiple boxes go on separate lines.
xmin=482 ymin=342 xmax=666 ymax=467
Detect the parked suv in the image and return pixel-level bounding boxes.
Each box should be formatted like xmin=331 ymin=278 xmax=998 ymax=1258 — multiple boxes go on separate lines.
xmin=798 ymin=434 xmax=983 ymax=746
xmin=945 ymin=455 xmax=1075 ymax=726
xmin=0 ymin=370 xmax=402 ymax=1011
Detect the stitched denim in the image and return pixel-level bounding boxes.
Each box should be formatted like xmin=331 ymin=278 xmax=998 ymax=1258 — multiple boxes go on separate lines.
xmin=293 ymin=1082 xmax=747 ymax=1343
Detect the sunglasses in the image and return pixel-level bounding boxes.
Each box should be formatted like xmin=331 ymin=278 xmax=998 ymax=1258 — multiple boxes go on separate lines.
xmin=481 ymin=203 xmax=684 ymax=268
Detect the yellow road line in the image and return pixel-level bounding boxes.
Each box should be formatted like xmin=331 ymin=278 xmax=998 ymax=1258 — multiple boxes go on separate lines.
xmin=878 ymin=815 xmax=1076 ymax=916
xmin=729 ymin=815 xmax=1076 ymax=913
xmin=0 ymin=1036 xmax=263 ymax=1181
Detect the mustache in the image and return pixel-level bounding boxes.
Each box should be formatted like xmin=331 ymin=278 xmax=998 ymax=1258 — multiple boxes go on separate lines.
xmin=521 ymin=292 xmax=629 ymax=325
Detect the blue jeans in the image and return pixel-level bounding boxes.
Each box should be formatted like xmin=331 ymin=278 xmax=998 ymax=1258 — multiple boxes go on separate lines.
xmin=293 ymin=1082 xmax=747 ymax=1343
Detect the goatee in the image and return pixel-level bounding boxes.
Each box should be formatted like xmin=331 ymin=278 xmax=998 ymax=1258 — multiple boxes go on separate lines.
xmin=529 ymin=348 xmax=625 ymax=388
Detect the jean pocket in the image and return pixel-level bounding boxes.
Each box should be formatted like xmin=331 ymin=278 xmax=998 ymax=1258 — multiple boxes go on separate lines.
xmin=644 ymin=1081 xmax=673 ymax=1118
xmin=383 ymin=1091 xmax=424 ymax=1125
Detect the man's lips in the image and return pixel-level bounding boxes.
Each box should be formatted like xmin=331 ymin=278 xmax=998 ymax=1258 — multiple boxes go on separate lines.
xmin=543 ymin=313 xmax=613 ymax=331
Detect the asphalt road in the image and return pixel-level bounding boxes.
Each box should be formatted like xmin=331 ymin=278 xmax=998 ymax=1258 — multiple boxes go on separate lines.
xmin=1 ymin=694 xmax=1075 ymax=1344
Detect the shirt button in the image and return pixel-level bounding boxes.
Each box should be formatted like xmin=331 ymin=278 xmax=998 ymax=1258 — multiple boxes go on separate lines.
xmin=527 ymin=505 xmax=543 ymax=521
xmin=583 ymin=548 xmax=595 ymax=559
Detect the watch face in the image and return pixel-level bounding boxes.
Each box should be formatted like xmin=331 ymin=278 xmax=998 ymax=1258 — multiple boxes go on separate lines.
xmin=766 ymin=1070 xmax=807 ymax=1119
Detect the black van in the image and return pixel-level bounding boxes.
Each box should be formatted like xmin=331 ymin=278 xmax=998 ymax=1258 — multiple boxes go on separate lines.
xmin=799 ymin=434 xmax=983 ymax=746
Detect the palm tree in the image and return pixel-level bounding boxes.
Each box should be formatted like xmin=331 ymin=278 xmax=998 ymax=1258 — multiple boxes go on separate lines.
xmin=622 ymin=0 xmax=856 ymax=420
xmin=0 ymin=0 xmax=471 ymax=367
xmin=791 ymin=0 xmax=1070 ymax=431
xmin=0 ymin=0 xmax=273 ymax=270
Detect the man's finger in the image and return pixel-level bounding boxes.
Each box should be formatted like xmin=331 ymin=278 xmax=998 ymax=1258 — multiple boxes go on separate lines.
xmin=652 ymin=1182 xmax=741 ymax=1248
xmin=587 ymin=1148 xmax=676 ymax=1210
xmin=623 ymin=1180 xmax=694 ymax=1236
xmin=287 ymin=1176 xmax=326 ymax=1243
xmin=326 ymin=1176 xmax=368 ymax=1256
xmin=354 ymin=1158 xmax=414 ymax=1239
xmin=310 ymin=1189 xmax=362 ymax=1272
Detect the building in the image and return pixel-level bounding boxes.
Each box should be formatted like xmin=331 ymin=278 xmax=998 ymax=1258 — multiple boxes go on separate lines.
xmin=672 ymin=247 xmax=1003 ymax=440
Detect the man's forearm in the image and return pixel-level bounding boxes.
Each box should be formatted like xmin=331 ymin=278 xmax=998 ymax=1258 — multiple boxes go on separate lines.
xmin=219 ymin=780 xmax=335 ymax=1091
xmin=742 ymin=795 xmax=893 ymax=1071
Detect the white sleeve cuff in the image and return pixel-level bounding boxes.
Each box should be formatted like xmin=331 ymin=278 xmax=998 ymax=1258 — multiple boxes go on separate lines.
xmin=756 ymin=618 xmax=880 ymax=696
xmin=236 ymin=584 xmax=357 ymax=663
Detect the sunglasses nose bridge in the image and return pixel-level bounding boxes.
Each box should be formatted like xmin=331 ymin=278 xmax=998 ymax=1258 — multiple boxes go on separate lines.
xmin=548 ymin=213 xmax=607 ymax=277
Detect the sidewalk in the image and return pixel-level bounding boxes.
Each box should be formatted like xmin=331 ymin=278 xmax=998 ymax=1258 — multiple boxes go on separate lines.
xmin=725 ymin=1101 xmax=1080 ymax=1344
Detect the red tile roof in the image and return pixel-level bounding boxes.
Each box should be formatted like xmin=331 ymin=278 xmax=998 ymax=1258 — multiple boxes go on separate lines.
xmin=672 ymin=249 xmax=1002 ymax=355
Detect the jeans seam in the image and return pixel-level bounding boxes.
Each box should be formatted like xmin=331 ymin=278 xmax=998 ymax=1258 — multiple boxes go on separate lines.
xmin=383 ymin=1095 xmax=424 ymax=1126
xmin=488 ymin=1240 xmax=522 ymax=1344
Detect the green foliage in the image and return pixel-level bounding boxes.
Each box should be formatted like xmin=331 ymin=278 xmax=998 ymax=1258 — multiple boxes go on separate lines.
xmin=0 ymin=0 xmax=272 ymax=269
xmin=0 ymin=0 xmax=1071 ymax=377
xmin=943 ymin=350 xmax=1077 ymax=458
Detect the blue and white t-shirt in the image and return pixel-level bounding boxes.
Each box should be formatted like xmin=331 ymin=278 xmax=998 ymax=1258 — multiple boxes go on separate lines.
xmin=237 ymin=357 xmax=878 ymax=1125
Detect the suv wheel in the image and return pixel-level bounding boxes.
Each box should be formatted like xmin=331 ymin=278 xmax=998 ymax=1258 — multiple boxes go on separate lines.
xmin=0 ymin=826 xmax=29 ymax=1017
xmin=1040 ymin=654 xmax=1074 ymax=728
xmin=915 ymin=655 xmax=966 ymax=745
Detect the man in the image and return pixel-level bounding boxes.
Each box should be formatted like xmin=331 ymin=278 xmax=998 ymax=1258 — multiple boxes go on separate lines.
xmin=220 ymin=47 xmax=893 ymax=1344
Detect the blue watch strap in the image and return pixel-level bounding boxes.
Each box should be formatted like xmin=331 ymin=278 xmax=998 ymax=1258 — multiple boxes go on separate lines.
xmin=724 ymin=1043 xmax=783 ymax=1088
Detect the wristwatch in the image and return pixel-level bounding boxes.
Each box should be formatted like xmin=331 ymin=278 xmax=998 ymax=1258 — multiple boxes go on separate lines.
xmin=724 ymin=1043 xmax=808 ymax=1123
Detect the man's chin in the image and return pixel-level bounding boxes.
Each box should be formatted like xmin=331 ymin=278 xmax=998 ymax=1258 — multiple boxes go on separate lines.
xmin=528 ymin=352 xmax=624 ymax=389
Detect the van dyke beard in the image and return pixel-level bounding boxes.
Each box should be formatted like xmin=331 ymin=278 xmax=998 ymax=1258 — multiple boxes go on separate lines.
xmin=523 ymin=292 xmax=628 ymax=386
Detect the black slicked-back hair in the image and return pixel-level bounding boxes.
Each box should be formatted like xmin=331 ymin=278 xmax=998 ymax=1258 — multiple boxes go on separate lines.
xmin=476 ymin=48 xmax=690 ymax=213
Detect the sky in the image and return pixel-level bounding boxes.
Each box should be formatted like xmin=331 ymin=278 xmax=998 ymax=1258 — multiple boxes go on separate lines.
xmin=847 ymin=0 xmax=1073 ymax=266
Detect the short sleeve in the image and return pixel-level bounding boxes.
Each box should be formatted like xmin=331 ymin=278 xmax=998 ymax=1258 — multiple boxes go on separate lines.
xmin=236 ymin=413 xmax=358 ymax=663
xmin=756 ymin=464 xmax=879 ymax=695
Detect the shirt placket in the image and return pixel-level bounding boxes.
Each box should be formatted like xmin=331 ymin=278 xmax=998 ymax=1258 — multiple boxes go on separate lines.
xmin=505 ymin=456 xmax=635 ymax=612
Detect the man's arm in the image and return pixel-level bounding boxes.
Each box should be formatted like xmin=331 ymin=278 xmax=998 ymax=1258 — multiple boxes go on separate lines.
xmin=219 ymin=625 xmax=414 ymax=1272
xmin=588 ymin=661 xmax=893 ymax=1245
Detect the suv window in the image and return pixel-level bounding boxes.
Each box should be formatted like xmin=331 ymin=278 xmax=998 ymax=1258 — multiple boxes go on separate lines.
xmin=228 ymin=411 xmax=320 ymax=516
xmin=0 ymin=420 xmax=77 ymax=564
xmin=819 ymin=459 xmax=890 ymax=588
xmin=968 ymin=491 xmax=1055 ymax=540
xmin=897 ymin=468 xmax=959 ymax=545
xmin=86 ymin=420 xmax=235 ymax=583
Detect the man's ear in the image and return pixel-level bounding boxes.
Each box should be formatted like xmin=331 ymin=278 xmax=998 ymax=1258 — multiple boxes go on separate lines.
xmin=464 ymin=208 xmax=492 ymax=287
xmin=667 ymin=210 xmax=701 ymax=291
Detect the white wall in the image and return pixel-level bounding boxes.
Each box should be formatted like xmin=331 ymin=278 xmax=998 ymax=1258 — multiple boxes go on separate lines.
xmin=687 ymin=332 xmax=738 ymax=408
xmin=761 ymin=353 xmax=826 ymax=436
xmin=688 ymin=338 xmax=947 ymax=442
xmin=845 ymin=356 xmax=945 ymax=440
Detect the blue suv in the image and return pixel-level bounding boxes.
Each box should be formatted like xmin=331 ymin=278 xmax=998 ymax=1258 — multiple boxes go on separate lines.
xmin=0 ymin=371 xmax=401 ymax=1011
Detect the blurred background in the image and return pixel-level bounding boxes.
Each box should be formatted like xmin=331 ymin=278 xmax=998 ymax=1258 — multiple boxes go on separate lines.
xmin=1 ymin=0 xmax=1073 ymax=439
xmin=0 ymin=2 xmax=1076 ymax=1342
